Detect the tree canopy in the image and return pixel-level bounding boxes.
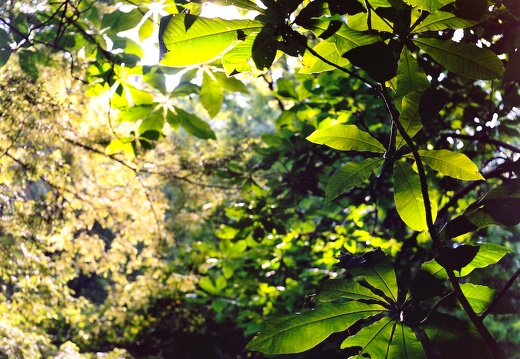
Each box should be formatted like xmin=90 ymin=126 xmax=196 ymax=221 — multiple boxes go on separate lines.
xmin=0 ymin=0 xmax=519 ymax=358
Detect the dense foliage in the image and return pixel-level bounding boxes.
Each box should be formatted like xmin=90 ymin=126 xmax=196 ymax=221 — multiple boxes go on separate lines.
xmin=1 ymin=0 xmax=519 ymax=358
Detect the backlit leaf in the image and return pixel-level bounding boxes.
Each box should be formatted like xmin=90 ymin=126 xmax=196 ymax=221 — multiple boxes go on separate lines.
xmin=411 ymin=149 xmax=485 ymax=180
xmin=174 ymin=107 xmax=216 ymax=140
xmin=325 ymin=158 xmax=383 ymax=203
xmin=341 ymin=317 xmax=426 ymax=359
xmin=414 ymin=38 xmax=504 ymax=80
xmin=315 ymin=279 xmax=387 ymax=302
xmin=440 ymin=179 xmax=520 ymax=239
xmin=460 ymin=283 xmax=495 ymax=314
xmin=200 ymin=71 xmax=223 ymax=118
xmin=160 ymin=14 xmax=263 ymax=67
xmin=396 ymin=91 xmax=423 ymax=149
xmin=395 ymin=47 xmax=429 ymax=100
xmin=421 ymin=243 xmax=515 ymax=278
xmin=393 ymin=161 xmax=437 ymax=231
xmin=413 ymin=10 xmax=478 ymax=32
xmin=307 ymin=124 xmax=386 ymax=153
xmin=246 ymin=302 xmax=385 ymax=354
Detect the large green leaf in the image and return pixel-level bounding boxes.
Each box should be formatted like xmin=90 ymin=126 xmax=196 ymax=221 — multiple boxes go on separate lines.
xmin=101 ymin=8 xmax=142 ymax=34
xmin=460 ymin=283 xmax=495 ymax=314
xmin=325 ymin=158 xmax=383 ymax=203
xmin=246 ymin=302 xmax=385 ymax=354
xmin=440 ymin=179 xmax=520 ymax=239
xmin=311 ymin=22 xmax=382 ymax=55
xmin=306 ymin=124 xmax=386 ymax=153
xmin=346 ymin=249 xmax=399 ymax=303
xmin=138 ymin=110 xmax=165 ymax=134
xmin=172 ymin=107 xmax=216 ymax=140
xmin=200 ymin=71 xmax=223 ymax=118
xmin=408 ymin=149 xmax=485 ymax=180
xmin=315 ymin=279 xmax=387 ymax=302
xmin=395 ymin=47 xmax=429 ymax=100
xmin=341 ymin=317 xmax=426 ymax=358
xmin=160 ymin=14 xmax=264 ymax=67
xmin=404 ymin=0 xmax=453 ymax=12
xmin=396 ymin=91 xmax=423 ymax=149
xmin=421 ymin=243 xmax=515 ymax=278
xmin=413 ymin=38 xmax=504 ymax=80
xmin=413 ymin=10 xmax=478 ymax=32
xmin=393 ymin=161 xmax=437 ymax=231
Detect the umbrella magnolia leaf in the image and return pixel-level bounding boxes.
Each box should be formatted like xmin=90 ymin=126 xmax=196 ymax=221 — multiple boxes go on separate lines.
xmin=246 ymin=302 xmax=386 ymax=354
xmin=413 ymin=10 xmax=478 ymax=32
xmin=307 ymin=124 xmax=386 ymax=153
xmin=325 ymin=158 xmax=383 ymax=203
xmin=159 ymin=14 xmax=264 ymax=67
xmin=315 ymin=279 xmax=387 ymax=302
xmin=341 ymin=317 xmax=426 ymax=359
xmin=409 ymin=149 xmax=485 ymax=180
xmin=413 ymin=38 xmax=504 ymax=80
xmin=393 ymin=161 xmax=437 ymax=231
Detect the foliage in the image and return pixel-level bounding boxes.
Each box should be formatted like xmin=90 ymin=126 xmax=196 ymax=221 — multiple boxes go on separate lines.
xmin=1 ymin=0 xmax=520 ymax=358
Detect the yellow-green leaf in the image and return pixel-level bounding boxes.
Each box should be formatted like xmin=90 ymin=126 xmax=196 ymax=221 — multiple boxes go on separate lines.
xmin=307 ymin=124 xmax=386 ymax=153
xmin=413 ymin=38 xmax=504 ymax=80
xmin=160 ymin=14 xmax=264 ymax=67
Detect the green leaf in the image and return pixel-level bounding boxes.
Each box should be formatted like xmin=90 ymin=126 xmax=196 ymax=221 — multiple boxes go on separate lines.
xmin=341 ymin=317 xmax=426 ymax=359
xmin=199 ymin=276 xmax=218 ymax=294
xmin=138 ymin=18 xmax=155 ymax=41
xmin=0 ymin=48 xmax=12 ymax=68
xmin=395 ymin=47 xmax=429 ymax=100
xmin=221 ymin=32 xmax=268 ymax=76
xmin=410 ymin=149 xmax=485 ymax=180
xmin=246 ymin=302 xmax=385 ymax=354
xmin=404 ymin=0 xmax=453 ymax=12
xmin=315 ymin=279 xmax=387 ymax=302
xmin=159 ymin=14 xmax=263 ymax=67
xmin=138 ymin=110 xmax=165 ymax=134
xmin=421 ymin=243 xmax=515 ymax=278
xmin=345 ymin=249 xmax=399 ymax=303
xmin=306 ymin=124 xmax=386 ymax=153
xmin=101 ymin=8 xmax=142 ymax=34
xmin=396 ymin=91 xmax=423 ymax=149
xmin=413 ymin=38 xmax=504 ymax=80
xmin=440 ymin=179 xmax=520 ymax=239
xmin=276 ymin=78 xmax=299 ymax=99
xmin=117 ymin=105 xmax=154 ymax=122
xmin=200 ymin=71 xmax=223 ymax=118
xmin=213 ymin=72 xmax=248 ymax=93
xmin=325 ymin=158 xmax=383 ymax=203
xmin=413 ymin=10 xmax=478 ymax=33
xmin=299 ymin=40 xmax=350 ymax=74
xmin=393 ymin=161 xmax=437 ymax=231
xmin=460 ymin=283 xmax=495 ymax=314
xmin=312 ymin=22 xmax=382 ymax=55
xmin=174 ymin=107 xmax=217 ymax=140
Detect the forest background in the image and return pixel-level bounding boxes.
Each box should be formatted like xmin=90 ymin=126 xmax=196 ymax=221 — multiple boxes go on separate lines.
xmin=0 ymin=0 xmax=519 ymax=358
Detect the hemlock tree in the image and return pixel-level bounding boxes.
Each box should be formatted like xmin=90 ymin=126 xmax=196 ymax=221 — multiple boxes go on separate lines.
xmin=1 ymin=0 xmax=520 ymax=358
